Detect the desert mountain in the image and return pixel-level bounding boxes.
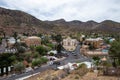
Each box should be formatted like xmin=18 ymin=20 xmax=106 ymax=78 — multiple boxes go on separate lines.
xmin=0 ymin=7 xmax=120 ymax=35
xmin=0 ymin=7 xmax=55 ymax=35
xmin=45 ymin=19 xmax=120 ymax=33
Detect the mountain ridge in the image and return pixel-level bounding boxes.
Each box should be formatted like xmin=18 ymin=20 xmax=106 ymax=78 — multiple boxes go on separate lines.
xmin=0 ymin=7 xmax=120 ymax=35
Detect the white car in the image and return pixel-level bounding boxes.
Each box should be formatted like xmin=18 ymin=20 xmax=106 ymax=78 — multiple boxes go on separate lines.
xmin=25 ymin=67 xmax=33 ymax=72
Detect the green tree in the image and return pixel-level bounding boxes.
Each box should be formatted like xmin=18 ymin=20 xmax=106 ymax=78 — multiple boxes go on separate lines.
xmin=92 ymin=56 xmax=100 ymax=68
xmin=88 ymin=43 xmax=95 ymax=50
xmin=33 ymin=52 xmax=40 ymax=58
xmin=41 ymin=36 xmax=49 ymax=45
xmin=109 ymin=40 xmax=120 ymax=66
xmin=46 ymin=43 xmax=55 ymax=49
xmin=54 ymin=34 xmax=62 ymax=44
xmin=14 ymin=62 xmax=25 ymax=73
xmin=56 ymin=43 xmax=62 ymax=56
xmin=37 ymin=33 xmax=42 ymax=37
xmin=30 ymin=45 xmax=35 ymax=54
xmin=13 ymin=31 xmax=19 ymax=44
xmin=32 ymin=58 xmax=42 ymax=67
xmin=0 ymin=37 xmax=2 ymax=44
xmin=78 ymin=63 xmax=87 ymax=69
xmin=40 ymin=57 xmax=48 ymax=64
xmin=17 ymin=46 xmax=26 ymax=53
xmin=0 ymin=53 xmax=16 ymax=75
xmin=54 ymin=34 xmax=63 ymax=56
xmin=36 ymin=46 xmax=47 ymax=56
xmin=0 ymin=30 xmax=6 ymax=38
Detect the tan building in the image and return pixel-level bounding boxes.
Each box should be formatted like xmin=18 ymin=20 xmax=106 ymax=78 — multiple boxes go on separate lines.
xmin=85 ymin=38 xmax=103 ymax=48
xmin=24 ymin=36 xmax=41 ymax=47
xmin=62 ymin=37 xmax=78 ymax=51
xmin=80 ymin=45 xmax=89 ymax=55
xmin=86 ymin=50 xmax=108 ymax=56
xmin=80 ymin=45 xmax=108 ymax=57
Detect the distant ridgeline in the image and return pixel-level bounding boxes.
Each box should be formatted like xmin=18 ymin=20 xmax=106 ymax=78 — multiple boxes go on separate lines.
xmin=0 ymin=7 xmax=120 ymax=35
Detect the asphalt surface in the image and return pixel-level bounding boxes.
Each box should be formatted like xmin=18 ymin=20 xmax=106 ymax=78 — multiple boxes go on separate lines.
xmin=0 ymin=44 xmax=91 ymax=80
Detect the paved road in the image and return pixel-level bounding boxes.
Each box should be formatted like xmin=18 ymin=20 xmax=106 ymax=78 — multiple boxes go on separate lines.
xmin=0 ymin=44 xmax=91 ymax=80
xmin=61 ymin=45 xmax=91 ymax=64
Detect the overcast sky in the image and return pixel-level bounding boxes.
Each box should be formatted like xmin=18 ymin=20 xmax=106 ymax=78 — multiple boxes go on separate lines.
xmin=0 ymin=0 xmax=120 ymax=22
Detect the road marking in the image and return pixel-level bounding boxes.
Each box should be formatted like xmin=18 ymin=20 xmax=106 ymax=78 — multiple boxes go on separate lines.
xmin=15 ymin=72 xmax=40 ymax=80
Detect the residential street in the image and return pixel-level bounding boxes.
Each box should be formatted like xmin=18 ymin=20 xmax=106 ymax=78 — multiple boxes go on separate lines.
xmin=0 ymin=44 xmax=91 ymax=80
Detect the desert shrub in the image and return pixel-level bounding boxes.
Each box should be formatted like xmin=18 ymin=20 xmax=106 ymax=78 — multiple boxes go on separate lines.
xmin=14 ymin=62 xmax=25 ymax=73
xmin=74 ymin=75 xmax=79 ymax=79
xmin=49 ymin=52 xmax=54 ymax=56
xmin=36 ymin=46 xmax=47 ymax=56
xmin=40 ymin=57 xmax=48 ymax=64
xmin=52 ymin=76 xmax=59 ymax=80
xmin=33 ymin=52 xmax=40 ymax=58
xmin=72 ymin=63 xmax=88 ymax=77
xmin=32 ymin=58 xmax=42 ymax=67
xmin=78 ymin=63 xmax=87 ymax=69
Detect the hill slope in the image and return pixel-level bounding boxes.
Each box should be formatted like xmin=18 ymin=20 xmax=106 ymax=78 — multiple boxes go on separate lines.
xmin=0 ymin=7 xmax=120 ymax=35
xmin=45 ymin=19 xmax=120 ymax=34
xmin=0 ymin=7 xmax=55 ymax=35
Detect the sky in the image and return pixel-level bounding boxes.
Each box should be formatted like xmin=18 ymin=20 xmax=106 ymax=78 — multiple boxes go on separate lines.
xmin=0 ymin=0 xmax=120 ymax=22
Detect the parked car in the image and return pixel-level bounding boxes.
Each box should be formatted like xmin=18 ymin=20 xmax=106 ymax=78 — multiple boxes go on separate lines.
xmin=50 ymin=58 xmax=55 ymax=61
xmin=53 ymin=61 xmax=61 ymax=65
xmin=72 ymin=52 xmax=75 ymax=54
xmin=25 ymin=67 xmax=33 ymax=73
xmin=73 ymin=54 xmax=77 ymax=56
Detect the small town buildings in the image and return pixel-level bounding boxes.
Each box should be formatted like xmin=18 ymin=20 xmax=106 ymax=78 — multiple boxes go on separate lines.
xmin=85 ymin=38 xmax=103 ymax=48
xmin=0 ymin=38 xmax=17 ymax=53
xmin=24 ymin=36 xmax=41 ymax=47
xmin=62 ymin=37 xmax=78 ymax=51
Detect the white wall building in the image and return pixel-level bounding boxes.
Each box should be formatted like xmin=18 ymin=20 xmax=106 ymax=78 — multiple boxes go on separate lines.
xmin=62 ymin=37 xmax=78 ymax=51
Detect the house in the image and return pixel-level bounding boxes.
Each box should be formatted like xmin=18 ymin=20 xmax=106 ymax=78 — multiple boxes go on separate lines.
xmin=86 ymin=50 xmax=108 ymax=56
xmin=0 ymin=38 xmax=17 ymax=53
xmin=24 ymin=36 xmax=41 ymax=47
xmin=85 ymin=38 xmax=103 ymax=48
xmin=7 ymin=37 xmax=20 ymax=47
xmin=80 ymin=45 xmax=89 ymax=55
xmin=47 ymin=50 xmax=57 ymax=55
xmin=109 ymin=38 xmax=115 ymax=43
xmin=80 ymin=44 xmax=108 ymax=57
xmin=62 ymin=37 xmax=78 ymax=51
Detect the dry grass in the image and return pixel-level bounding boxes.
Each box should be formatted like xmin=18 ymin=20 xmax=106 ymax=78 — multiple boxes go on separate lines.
xmin=25 ymin=69 xmax=67 ymax=80
xmin=25 ymin=68 xmax=120 ymax=80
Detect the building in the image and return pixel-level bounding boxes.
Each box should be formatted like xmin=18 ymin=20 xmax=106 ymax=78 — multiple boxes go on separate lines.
xmin=86 ymin=50 xmax=108 ymax=56
xmin=80 ymin=44 xmax=108 ymax=57
xmin=80 ymin=45 xmax=89 ymax=55
xmin=85 ymin=38 xmax=103 ymax=48
xmin=7 ymin=37 xmax=20 ymax=47
xmin=62 ymin=37 xmax=78 ymax=51
xmin=24 ymin=36 xmax=41 ymax=47
xmin=80 ymin=34 xmax=85 ymax=42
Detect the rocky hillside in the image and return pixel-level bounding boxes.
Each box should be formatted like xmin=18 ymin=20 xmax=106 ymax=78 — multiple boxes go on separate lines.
xmin=45 ymin=19 xmax=120 ymax=33
xmin=0 ymin=7 xmax=55 ymax=35
xmin=0 ymin=7 xmax=120 ymax=35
